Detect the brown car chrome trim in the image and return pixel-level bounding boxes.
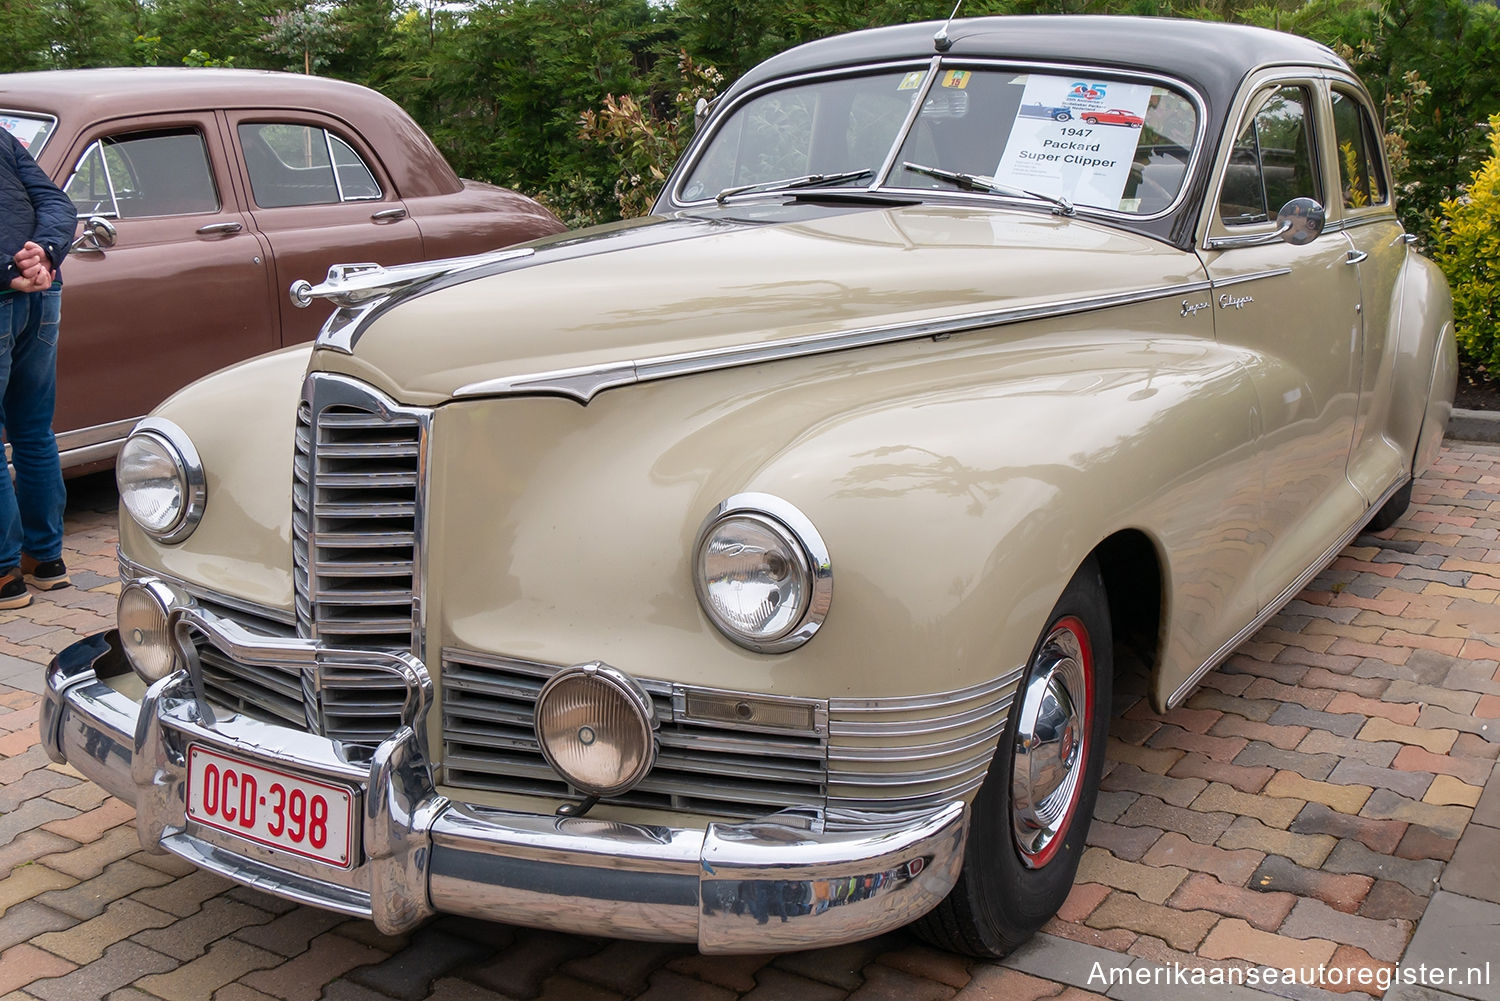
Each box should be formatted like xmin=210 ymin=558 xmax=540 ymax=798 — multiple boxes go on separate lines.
xmin=454 ymin=280 xmax=1216 ymax=405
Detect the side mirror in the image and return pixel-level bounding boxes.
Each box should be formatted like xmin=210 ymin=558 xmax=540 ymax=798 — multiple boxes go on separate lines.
xmin=70 ymin=215 xmax=117 ymax=253
xmin=694 ymin=97 xmax=711 ymax=132
xmin=1275 ymin=197 xmax=1325 ymax=247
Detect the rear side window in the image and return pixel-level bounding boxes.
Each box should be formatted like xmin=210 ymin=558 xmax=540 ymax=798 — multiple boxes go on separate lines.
xmin=63 ymin=129 xmax=219 ymax=218
xmin=1219 ymin=85 xmax=1321 ymax=226
xmin=239 ymin=123 xmax=382 ymax=208
xmin=1331 ymin=87 xmax=1388 ymax=209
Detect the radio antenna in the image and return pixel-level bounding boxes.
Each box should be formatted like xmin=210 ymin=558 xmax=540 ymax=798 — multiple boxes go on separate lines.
xmin=933 ymin=0 xmax=964 ymax=52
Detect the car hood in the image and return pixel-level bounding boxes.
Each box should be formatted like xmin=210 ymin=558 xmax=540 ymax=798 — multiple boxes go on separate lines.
xmin=318 ymin=203 xmax=1208 ymax=405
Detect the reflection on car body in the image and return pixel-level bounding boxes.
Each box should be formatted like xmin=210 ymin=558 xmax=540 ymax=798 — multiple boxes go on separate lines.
xmin=44 ymin=16 xmax=1454 ymax=959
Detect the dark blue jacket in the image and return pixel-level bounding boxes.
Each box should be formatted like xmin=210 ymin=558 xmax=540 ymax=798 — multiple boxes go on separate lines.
xmin=1 ymin=129 xmax=77 ymax=288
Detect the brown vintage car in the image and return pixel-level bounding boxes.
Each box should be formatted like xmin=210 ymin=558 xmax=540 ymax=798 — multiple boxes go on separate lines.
xmin=0 ymin=67 xmax=564 ymax=469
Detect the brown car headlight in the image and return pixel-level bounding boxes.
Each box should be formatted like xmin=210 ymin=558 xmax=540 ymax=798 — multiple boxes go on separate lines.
xmin=694 ymin=494 xmax=832 ymax=653
xmin=534 ymin=664 xmax=656 ymax=797
xmin=117 ymin=579 xmax=179 ymax=683
xmin=116 ymin=419 xmax=206 ymax=543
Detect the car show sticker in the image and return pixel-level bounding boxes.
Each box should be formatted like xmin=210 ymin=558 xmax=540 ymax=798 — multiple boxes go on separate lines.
xmin=996 ymin=75 xmax=1154 ymax=211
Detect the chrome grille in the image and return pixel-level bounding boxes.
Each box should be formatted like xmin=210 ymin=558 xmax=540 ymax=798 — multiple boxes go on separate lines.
xmin=320 ymin=663 xmax=412 ymax=745
xmin=293 ymin=387 xmax=424 ymax=651
xmin=441 ymin=651 xmax=828 ymax=820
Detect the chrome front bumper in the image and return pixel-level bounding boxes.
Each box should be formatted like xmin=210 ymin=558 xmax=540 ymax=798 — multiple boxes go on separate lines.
xmin=42 ymin=629 xmax=969 ymax=953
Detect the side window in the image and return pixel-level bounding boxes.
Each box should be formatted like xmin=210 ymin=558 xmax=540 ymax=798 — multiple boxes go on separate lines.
xmin=1219 ymin=85 xmax=1321 ymax=226
xmin=238 ymin=123 xmax=383 ymax=208
xmin=63 ymin=129 xmax=219 ymax=218
xmin=1331 ymin=87 xmax=1388 ymax=209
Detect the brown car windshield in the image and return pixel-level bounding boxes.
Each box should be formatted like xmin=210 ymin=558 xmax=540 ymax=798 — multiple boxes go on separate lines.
xmin=0 ymin=113 xmax=57 ymax=157
xmin=681 ymin=67 xmax=1200 ymax=216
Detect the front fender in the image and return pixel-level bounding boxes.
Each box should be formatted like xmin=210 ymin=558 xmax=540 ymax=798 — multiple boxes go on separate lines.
xmin=431 ymin=308 xmax=1257 ymax=702
xmin=118 ymin=344 xmax=312 ymax=613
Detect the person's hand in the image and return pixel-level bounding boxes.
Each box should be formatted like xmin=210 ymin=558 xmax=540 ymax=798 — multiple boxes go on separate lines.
xmin=11 ymin=242 xmax=54 ymax=291
xmin=9 ymin=271 xmax=50 ymax=293
xmin=12 ymin=241 xmax=46 ymax=275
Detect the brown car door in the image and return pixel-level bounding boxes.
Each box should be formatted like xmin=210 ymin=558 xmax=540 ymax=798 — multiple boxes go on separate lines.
xmin=222 ymin=111 xmax=425 ymax=346
xmin=56 ymin=113 xmax=279 ymax=454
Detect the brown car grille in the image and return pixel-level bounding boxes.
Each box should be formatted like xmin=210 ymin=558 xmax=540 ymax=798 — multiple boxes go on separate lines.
xmin=440 ymin=650 xmax=829 ymax=820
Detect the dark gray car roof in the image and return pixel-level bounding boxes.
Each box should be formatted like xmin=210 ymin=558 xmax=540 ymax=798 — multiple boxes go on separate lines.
xmin=730 ymin=15 xmax=1349 ymax=113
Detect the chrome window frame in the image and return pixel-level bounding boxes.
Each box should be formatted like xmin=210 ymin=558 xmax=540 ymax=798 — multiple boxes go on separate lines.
xmin=238 ymin=121 xmax=386 ymax=207
xmin=667 ymin=58 xmax=1210 ymax=225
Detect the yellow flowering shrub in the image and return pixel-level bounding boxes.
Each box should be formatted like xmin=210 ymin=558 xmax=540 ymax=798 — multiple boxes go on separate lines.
xmin=1434 ymin=114 xmax=1500 ymax=374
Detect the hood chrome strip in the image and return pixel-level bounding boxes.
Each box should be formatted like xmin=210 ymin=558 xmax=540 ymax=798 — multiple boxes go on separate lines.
xmin=453 ymin=278 xmax=1215 ymax=404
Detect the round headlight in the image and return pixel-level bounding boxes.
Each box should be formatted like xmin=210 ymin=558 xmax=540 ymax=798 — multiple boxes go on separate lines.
xmin=116 ymin=419 xmax=205 ymax=543
xmin=534 ymin=664 xmax=655 ymax=797
xmin=694 ymin=494 xmax=832 ymax=653
xmin=118 ymin=579 xmax=179 ymax=683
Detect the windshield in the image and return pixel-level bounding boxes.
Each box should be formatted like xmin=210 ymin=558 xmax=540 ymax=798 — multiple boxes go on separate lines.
xmin=0 ymin=113 xmax=57 ymax=157
xmin=679 ymin=66 xmax=1199 ymax=216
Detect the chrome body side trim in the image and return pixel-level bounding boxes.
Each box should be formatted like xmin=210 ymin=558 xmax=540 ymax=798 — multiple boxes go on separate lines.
xmin=44 ymin=625 xmax=968 ymax=950
xmin=454 ymin=280 xmax=1216 ymax=405
xmin=1209 ymin=268 xmax=1292 ymax=289
xmin=1166 ymin=475 xmax=1409 ymax=708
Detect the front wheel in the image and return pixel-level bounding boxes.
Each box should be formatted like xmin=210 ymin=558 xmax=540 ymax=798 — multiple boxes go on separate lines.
xmin=914 ymin=558 xmax=1113 ymax=958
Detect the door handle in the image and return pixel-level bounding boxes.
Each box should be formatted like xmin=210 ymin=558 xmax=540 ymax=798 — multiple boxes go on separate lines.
xmin=196 ymin=221 xmax=243 ymax=236
xmin=1390 ymin=232 xmax=1418 ymax=247
xmin=1345 ymin=249 xmax=1368 ymax=265
xmin=371 ymin=207 xmax=408 ymax=222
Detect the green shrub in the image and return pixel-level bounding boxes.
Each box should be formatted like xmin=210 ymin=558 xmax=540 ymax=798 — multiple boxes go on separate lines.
xmin=1434 ymin=114 xmax=1500 ymax=378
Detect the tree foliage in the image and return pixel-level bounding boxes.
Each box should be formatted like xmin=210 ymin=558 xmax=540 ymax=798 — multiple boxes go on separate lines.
xmin=1434 ymin=114 xmax=1500 ymax=378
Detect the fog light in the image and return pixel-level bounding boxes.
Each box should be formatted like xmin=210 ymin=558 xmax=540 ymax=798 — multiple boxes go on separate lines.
xmin=118 ymin=579 xmax=180 ymax=683
xmin=534 ymin=663 xmax=655 ymax=797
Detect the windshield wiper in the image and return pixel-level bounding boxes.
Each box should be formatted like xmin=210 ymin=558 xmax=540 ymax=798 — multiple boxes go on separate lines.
xmin=715 ymin=169 xmax=873 ymax=203
xmin=900 ymin=161 xmax=1075 ymax=216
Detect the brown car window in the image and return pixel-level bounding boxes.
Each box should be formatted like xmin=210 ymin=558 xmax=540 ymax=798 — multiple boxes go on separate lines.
xmin=63 ymin=129 xmax=219 ymax=219
xmin=239 ymin=123 xmax=383 ymax=208
xmin=1219 ymin=85 xmax=1321 ymax=227
xmin=1331 ymin=87 xmax=1388 ymax=209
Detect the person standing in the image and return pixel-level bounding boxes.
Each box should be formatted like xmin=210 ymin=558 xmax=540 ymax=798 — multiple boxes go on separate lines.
xmin=0 ymin=127 xmax=76 ymax=609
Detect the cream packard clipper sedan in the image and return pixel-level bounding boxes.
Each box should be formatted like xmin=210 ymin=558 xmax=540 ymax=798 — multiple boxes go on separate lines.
xmin=44 ymin=17 xmax=1455 ymax=957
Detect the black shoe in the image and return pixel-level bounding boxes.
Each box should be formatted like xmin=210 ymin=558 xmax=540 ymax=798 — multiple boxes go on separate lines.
xmin=0 ymin=569 xmax=31 ymax=609
xmin=21 ymin=555 xmax=69 ymax=591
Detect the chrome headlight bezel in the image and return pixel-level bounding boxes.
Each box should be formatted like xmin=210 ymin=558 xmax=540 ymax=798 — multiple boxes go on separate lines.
xmin=693 ymin=493 xmax=833 ymax=654
xmin=116 ymin=418 xmax=206 ymax=544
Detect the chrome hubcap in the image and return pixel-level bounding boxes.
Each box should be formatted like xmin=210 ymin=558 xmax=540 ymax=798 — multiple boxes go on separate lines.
xmin=1011 ymin=620 xmax=1091 ymax=868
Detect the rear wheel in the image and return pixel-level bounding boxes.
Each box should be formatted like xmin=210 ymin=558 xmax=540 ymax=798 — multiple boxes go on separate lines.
xmin=915 ymin=559 xmax=1113 ymax=958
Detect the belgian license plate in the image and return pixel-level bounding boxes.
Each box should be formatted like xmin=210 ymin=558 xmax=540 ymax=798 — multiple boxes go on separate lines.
xmin=186 ymin=745 xmax=357 ymax=869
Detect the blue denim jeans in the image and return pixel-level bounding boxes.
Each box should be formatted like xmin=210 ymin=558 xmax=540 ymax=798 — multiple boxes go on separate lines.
xmin=0 ymin=288 xmax=65 ymax=569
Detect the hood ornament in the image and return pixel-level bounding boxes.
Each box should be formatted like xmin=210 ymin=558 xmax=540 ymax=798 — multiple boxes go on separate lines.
xmin=289 ymin=246 xmax=536 ymax=310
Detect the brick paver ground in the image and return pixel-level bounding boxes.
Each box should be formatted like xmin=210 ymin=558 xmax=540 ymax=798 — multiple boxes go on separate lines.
xmin=0 ymin=443 xmax=1496 ymax=1001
